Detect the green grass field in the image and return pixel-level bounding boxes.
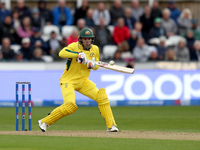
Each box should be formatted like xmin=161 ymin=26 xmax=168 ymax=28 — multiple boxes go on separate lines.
xmin=0 ymin=106 xmax=200 ymax=150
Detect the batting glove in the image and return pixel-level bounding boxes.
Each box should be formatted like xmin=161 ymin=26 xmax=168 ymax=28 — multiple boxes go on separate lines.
xmin=76 ymin=52 xmax=87 ymax=64
xmin=87 ymin=57 xmax=96 ymax=69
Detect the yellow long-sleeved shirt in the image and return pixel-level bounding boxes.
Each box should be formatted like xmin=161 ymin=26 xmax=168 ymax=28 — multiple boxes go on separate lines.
xmin=59 ymin=42 xmax=99 ymax=83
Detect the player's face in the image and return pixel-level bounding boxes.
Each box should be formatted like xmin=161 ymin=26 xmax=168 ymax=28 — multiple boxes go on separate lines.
xmin=82 ymin=38 xmax=92 ymax=49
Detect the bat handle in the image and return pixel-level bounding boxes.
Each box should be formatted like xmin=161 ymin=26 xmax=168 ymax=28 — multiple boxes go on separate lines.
xmin=95 ymin=61 xmax=105 ymax=67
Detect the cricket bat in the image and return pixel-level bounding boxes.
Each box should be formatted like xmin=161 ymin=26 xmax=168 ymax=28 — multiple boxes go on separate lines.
xmin=95 ymin=61 xmax=135 ymax=74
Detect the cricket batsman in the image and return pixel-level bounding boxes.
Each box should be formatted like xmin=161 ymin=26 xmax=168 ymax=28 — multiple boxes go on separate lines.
xmin=38 ymin=27 xmax=118 ymax=132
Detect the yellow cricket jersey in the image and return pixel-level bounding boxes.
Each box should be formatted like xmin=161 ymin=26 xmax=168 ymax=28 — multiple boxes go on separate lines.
xmin=59 ymin=42 xmax=99 ymax=83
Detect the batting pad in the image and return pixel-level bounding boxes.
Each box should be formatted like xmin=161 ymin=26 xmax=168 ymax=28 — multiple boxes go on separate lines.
xmin=96 ymin=88 xmax=117 ymax=129
xmin=42 ymin=101 xmax=78 ymax=125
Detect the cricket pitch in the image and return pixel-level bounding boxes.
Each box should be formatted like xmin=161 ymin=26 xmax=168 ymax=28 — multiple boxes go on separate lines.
xmin=0 ymin=130 xmax=200 ymax=141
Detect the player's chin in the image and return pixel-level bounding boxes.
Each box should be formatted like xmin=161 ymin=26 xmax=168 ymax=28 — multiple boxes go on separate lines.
xmin=85 ymin=45 xmax=91 ymax=49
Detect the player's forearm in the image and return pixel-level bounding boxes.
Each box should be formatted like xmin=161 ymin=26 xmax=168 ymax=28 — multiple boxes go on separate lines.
xmin=93 ymin=65 xmax=99 ymax=70
xmin=93 ymin=56 xmax=99 ymax=70
xmin=59 ymin=49 xmax=78 ymax=58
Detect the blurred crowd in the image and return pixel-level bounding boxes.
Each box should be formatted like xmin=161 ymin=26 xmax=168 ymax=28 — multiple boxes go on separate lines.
xmin=0 ymin=0 xmax=200 ymax=67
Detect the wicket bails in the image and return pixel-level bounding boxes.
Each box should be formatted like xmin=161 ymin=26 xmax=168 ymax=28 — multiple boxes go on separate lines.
xmin=16 ymin=82 xmax=32 ymax=131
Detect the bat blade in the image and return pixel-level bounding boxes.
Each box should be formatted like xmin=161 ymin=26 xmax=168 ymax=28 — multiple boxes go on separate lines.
xmin=96 ymin=61 xmax=134 ymax=74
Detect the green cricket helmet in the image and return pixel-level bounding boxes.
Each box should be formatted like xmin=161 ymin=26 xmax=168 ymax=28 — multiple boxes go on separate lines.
xmin=78 ymin=28 xmax=95 ymax=50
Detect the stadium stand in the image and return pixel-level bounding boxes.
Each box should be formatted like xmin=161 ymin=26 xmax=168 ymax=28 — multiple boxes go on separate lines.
xmin=107 ymin=25 xmax=115 ymax=35
xmin=102 ymin=45 xmax=118 ymax=60
xmin=61 ymin=25 xmax=77 ymax=38
xmin=42 ymin=25 xmax=61 ymax=41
